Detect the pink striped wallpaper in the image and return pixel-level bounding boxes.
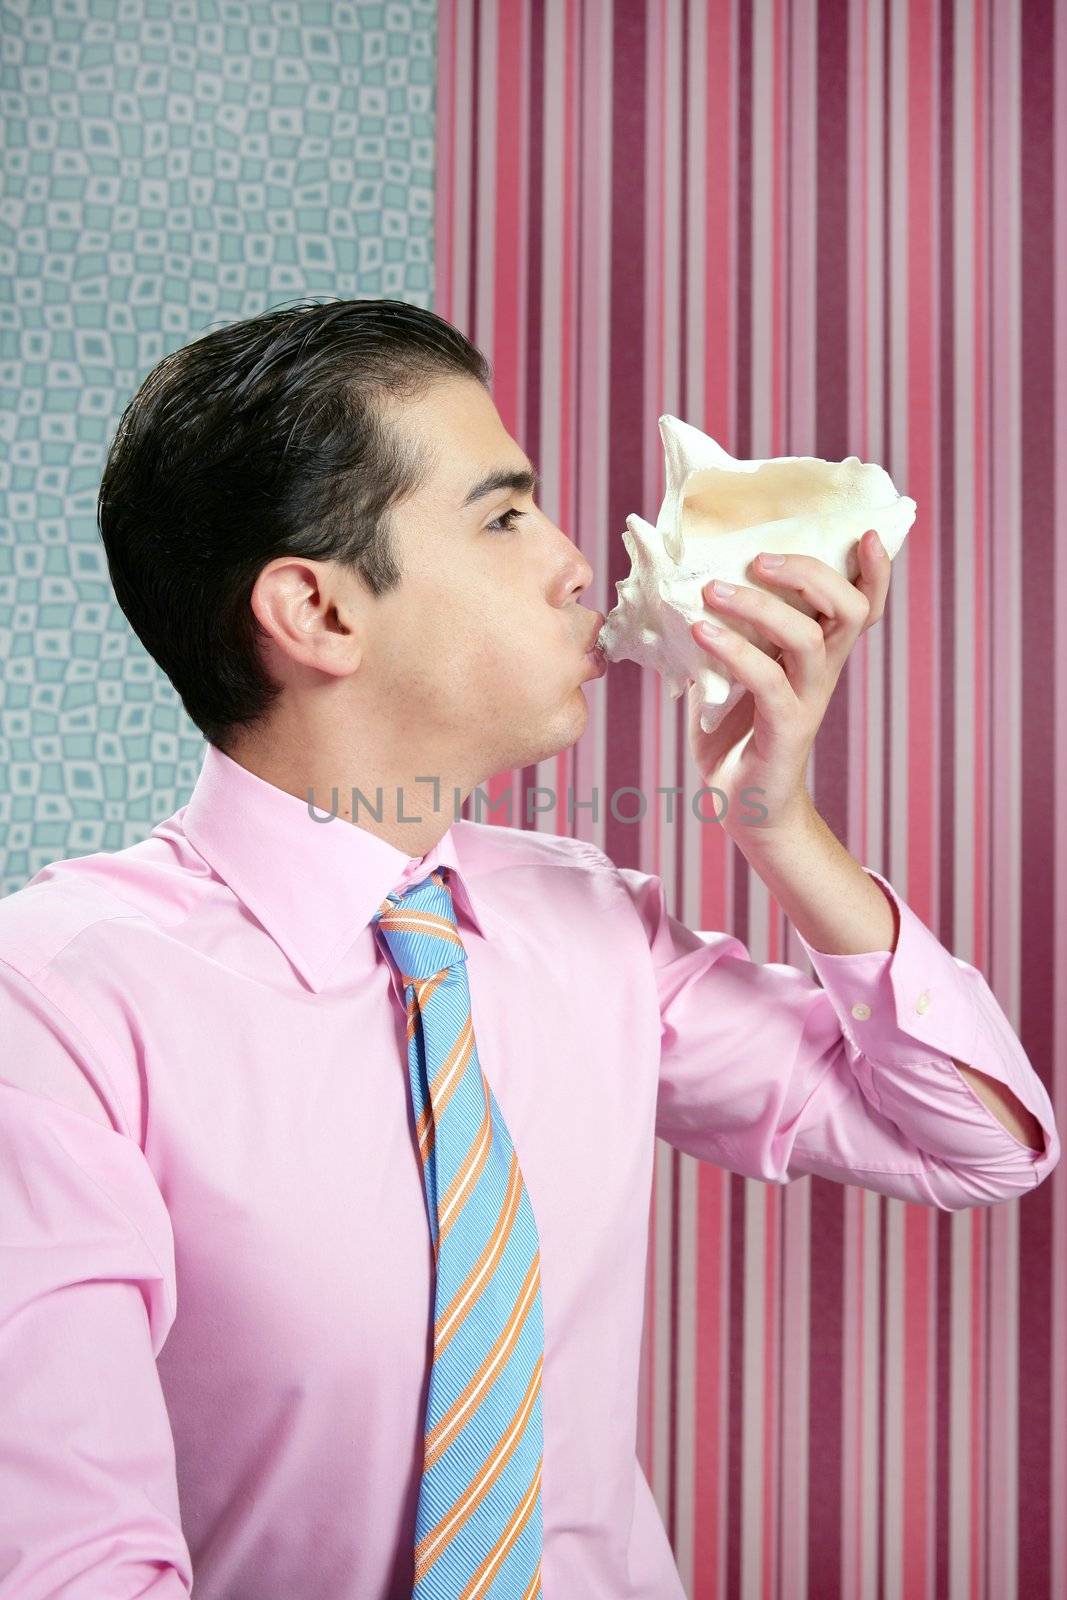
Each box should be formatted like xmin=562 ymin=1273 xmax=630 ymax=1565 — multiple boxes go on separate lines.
xmin=434 ymin=2 xmax=1063 ymax=1596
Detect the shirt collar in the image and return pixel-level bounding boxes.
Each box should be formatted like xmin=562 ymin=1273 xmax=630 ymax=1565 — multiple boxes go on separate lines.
xmin=177 ymin=743 xmax=489 ymax=992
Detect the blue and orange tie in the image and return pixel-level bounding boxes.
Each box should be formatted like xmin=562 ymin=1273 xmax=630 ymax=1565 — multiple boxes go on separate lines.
xmin=373 ymin=866 xmax=545 ymax=1599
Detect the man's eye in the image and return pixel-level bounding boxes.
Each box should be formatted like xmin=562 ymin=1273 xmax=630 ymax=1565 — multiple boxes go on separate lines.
xmin=486 ymin=507 xmax=525 ymax=534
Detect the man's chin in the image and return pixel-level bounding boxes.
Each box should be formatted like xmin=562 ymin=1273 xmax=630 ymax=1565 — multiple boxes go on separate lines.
xmin=493 ymin=703 xmax=588 ymax=776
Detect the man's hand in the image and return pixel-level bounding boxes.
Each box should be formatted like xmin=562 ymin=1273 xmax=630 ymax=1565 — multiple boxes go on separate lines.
xmin=686 ymin=528 xmax=891 ymax=835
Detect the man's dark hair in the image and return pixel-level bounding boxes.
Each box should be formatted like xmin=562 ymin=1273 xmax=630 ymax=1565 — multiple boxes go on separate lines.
xmin=97 ymin=297 xmax=490 ymax=753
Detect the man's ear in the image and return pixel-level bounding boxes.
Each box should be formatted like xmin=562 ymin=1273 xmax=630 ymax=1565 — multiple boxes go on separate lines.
xmin=249 ymin=558 xmax=365 ymax=679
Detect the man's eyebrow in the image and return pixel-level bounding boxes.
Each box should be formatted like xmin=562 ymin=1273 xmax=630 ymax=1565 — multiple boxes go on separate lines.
xmin=461 ymin=461 xmax=541 ymax=508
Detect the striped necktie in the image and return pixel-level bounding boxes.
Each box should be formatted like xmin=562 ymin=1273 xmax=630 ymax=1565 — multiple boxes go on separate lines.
xmin=373 ymin=865 xmax=545 ymax=1599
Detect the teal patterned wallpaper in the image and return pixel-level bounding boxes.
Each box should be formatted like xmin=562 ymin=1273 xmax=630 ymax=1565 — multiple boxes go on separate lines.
xmin=0 ymin=0 xmax=436 ymax=895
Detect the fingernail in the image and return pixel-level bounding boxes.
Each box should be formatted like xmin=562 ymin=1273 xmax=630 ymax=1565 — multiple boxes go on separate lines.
xmin=759 ymin=552 xmax=785 ymax=567
xmin=711 ymin=579 xmax=736 ymax=597
xmin=698 ymin=621 xmax=722 ymax=637
xmin=869 ymin=530 xmax=886 ymax=557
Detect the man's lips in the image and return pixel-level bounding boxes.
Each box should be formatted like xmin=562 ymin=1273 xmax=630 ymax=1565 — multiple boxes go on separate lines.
xmin=584 ymin=612 xmax=607 ymax=674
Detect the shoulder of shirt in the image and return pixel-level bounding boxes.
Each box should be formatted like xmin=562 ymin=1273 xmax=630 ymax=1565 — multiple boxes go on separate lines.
xmin=0 ymin=823 xmax=622 ymax=987
xmin=453 ymin=818 xmax=618 ymax=878
xmin=0 ymin=836 xmax=183 ymax=987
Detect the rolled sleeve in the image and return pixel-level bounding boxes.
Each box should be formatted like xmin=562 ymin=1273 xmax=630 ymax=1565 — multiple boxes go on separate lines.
xmin=0 ymin=960 xmax=193 ymax=1599
xmin=794 ymin=866 xmax=1060 ymax=1183
xmin=614 ymin=863 xmax=1061 ymax=1212
xmin=793 ymin=867 xmax=979 ymax=1067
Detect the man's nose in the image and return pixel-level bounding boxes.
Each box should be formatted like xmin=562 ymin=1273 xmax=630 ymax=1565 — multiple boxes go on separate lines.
xmin=566 ymin=535 xmax=594 ymax=592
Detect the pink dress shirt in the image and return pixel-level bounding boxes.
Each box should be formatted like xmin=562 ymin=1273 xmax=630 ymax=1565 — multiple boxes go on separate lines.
xmin=0 ymin=743 xmax=1059 ymax=1599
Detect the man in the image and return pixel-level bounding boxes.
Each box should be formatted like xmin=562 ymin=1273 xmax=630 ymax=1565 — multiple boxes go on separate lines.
xmin=0 ymin=298 xmax=1057 ymax=1599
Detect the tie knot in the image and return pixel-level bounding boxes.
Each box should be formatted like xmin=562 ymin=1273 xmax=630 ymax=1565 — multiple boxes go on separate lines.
xmin=373 ymin=866 xmax=467 ymax=983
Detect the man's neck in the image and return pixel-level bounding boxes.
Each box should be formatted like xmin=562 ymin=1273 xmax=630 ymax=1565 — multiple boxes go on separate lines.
xmin=224 ymin=743 xmax=475 ymax=858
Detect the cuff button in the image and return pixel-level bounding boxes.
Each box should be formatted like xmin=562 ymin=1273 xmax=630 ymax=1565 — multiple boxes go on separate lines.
xmin=916 ymin=991 xmax=932 ymax=1013
xmin=851 ymin=1001 xmax=872 ymax=1020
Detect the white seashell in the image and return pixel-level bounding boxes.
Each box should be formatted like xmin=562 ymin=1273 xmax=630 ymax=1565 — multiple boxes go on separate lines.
xmin=596 ymin=416 xmax=917 ymax=734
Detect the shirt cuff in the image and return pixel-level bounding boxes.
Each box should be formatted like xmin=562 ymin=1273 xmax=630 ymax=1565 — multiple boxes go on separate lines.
xmin=792 ymin=866 xmax=979 ymax=1070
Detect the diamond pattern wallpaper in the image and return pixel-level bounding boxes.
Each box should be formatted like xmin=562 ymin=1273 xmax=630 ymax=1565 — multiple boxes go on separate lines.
xmin=0 ymin=0 xmax=436 ymax=894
